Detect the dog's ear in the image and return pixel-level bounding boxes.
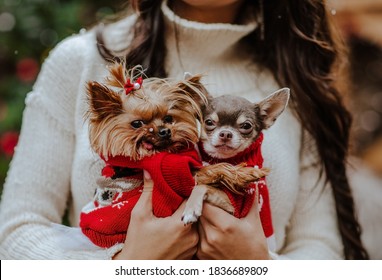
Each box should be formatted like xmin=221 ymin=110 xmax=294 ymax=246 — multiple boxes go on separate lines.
xmin=177 ymin=73 xmax=210 ymax=106
xmin=257 ymin=88 xmax=290 ymax=129
xmin=86 ymin=81 xmax=123 ymax=122
xmin=183 ymin=72 xmax=193 ymax=80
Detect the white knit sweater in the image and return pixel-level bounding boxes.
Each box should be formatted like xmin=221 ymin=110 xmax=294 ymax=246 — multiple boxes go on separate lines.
xmin=0 ymin=2 xmax=343 ymax=259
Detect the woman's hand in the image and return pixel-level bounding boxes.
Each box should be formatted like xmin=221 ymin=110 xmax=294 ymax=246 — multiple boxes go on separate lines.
xmin=113 ymin=171 xmax=199 ymax=260
xmin=196 ymin=190 xmax=270 ymax=260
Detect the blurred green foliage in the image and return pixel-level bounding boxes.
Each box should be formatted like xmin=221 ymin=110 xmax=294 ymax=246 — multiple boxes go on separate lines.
xmin=0 ymin=0 xmax=126 ymax=192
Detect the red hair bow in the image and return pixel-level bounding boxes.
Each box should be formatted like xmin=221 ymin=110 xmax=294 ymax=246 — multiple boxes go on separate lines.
xmin=124 ymin=77 xmax=143 ymax=95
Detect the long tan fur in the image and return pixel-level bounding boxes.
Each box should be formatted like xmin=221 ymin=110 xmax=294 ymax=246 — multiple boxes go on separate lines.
xmin=196 ymin=163 xmax=269 ymax=195
xmin=86 ymin=62 xmax=207 ymax=160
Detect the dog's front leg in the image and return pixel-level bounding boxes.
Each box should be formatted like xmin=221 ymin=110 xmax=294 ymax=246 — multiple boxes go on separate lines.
xmin=182 ymin=185 xmax=208 ymax=225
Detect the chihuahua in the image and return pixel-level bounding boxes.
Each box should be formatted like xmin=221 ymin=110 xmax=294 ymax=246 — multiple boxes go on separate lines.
xmin=182 ymin=88 xmax=290 ymax=250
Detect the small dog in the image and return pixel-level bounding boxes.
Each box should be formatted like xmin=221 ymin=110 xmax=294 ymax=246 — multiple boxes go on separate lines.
xmin=182 ymin=88 xmax=290 ymax=250
xmin=80 ymin=63 xmax=268 ymax=248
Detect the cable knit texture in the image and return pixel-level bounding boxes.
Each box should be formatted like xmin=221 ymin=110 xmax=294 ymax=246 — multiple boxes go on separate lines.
xmin=0 ymin=1 xmax=343 ymax=259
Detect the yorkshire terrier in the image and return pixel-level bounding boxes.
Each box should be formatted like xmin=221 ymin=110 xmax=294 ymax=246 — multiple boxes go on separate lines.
xmin=79 ymin=63 xmax=268 ymax=248
xmin=182 ymin=87 xmax=290 ymax=250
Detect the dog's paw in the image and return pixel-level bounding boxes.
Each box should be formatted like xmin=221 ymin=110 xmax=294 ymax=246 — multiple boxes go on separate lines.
xmin=181 ymin=208 xmax=202 ymax=225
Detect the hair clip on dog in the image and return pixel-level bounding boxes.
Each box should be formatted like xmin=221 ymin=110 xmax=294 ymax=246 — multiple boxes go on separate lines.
xmin=124 ymin=77 xmax=143 ymax=95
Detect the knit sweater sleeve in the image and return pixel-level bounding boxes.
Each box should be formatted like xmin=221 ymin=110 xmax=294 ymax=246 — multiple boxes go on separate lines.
xmin=0 ymin=34 xmax=117 ymax=259
xmin=271 ymin=132 xmax=343 ymax=260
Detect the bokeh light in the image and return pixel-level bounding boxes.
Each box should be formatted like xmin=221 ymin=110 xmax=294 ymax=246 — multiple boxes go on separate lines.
xmin=0 ymin=12 xmax=16 ymax=32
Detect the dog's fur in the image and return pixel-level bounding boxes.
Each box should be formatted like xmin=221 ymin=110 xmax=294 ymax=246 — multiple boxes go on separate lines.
xmin=182 ymin=88 xmax=290 ymax=224
xmin=86 ymin=65 xmax=206 ymax=161
xmin=86 ymin=63 xmax=269 ymax=224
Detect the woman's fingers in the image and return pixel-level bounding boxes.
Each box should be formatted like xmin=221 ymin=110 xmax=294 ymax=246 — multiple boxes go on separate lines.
xmin=131 ymin=170 xmax=154 ymax=217
xmin=199 ymin=202 xmax=236 ymax=228
xmin=196 ymin=188 xmax=270 ymax=260
xmin=243 ymin=186 xmax=261 ymax=221
xmin=119 ymin=170 xmax=199 ymax=260
xmin=197 ymin=217 xmax=210 ymax=260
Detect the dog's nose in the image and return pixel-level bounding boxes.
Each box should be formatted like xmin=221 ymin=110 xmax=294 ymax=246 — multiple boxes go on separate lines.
xmin=219 ymin=130 xmax=233 ymax=140
xmin=158 ymin=127 xmax=171 ymax=139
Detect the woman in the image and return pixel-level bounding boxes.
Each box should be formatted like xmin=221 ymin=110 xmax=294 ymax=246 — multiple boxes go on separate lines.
xmin=0 ymin=0 xmax=369 ymax=259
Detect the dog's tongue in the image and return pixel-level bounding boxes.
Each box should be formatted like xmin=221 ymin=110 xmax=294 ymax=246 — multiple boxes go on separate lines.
xmin=143 ymin=141 xmax=153 ymax=150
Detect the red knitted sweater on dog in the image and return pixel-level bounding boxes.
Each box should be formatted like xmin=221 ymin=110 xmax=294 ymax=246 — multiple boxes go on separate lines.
xmin=80 ymin=148 xmax=202 ymax=248
xmin=198 ymin=132 xmax=274 ymax=239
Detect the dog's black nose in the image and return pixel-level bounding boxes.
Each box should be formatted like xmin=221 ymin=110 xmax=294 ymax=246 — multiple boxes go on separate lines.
xmin=219 ymin=130 xmax=233 ymax=140
xmin=158 ymin=127 xmax=171 ymax=139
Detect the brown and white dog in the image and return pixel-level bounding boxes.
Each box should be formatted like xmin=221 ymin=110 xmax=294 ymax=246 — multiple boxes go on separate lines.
xmin=182 ymin=88 xmax=290 ymax=250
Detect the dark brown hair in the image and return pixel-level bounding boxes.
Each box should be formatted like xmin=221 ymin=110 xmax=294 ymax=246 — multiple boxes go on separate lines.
xmin=96 ymin=0 xmax=368 ymax=259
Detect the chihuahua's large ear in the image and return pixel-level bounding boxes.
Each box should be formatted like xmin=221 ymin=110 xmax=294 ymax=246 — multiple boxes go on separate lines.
xmin=177 ymin=73 xmax=210 ymax=106
xmin=86 ymin=81 xmax=123 ymax=122
xmin=257 ymin=88 xmax=290 ymax=129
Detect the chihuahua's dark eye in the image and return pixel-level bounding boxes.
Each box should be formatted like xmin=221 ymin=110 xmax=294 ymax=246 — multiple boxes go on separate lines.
xmin=204 ymin=119 xmax=216 ymax=130
xmin=205 ymin=119 xmax=214 ymax=126
xmin=239 ymin=122 xmax=253 ymax=134
xmin=241 ymin=122 xmax=252 ymax=130
xmin=131 ymin=120 xmax=144 ymax=129
xmin=163 ymin=115 xmax=173 ymax=124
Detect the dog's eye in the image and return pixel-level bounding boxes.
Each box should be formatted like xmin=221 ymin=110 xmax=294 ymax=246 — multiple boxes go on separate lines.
xmin=204 ymin=119 xmax=216 ymax=130
xmin=205 ymin=119 xmax=214 ymax=126
xmin=163 ymin=115 xmax=173 ymax=124
xmin=239 ymin=122 xmax=253 ymax=134
xmin=241 ymin=122 xmax=252 ymax=130
xmin=131 ymin=120 xmax=144 ymax=129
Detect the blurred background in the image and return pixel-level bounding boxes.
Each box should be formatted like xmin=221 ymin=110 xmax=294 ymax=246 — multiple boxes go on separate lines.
xmin=0 ymin=0 xmax=126 ymax=189
xmin=0 ymin=0 xmax=382 ymax=192
xmin=328 ymin=0 xmax=382 ymax=177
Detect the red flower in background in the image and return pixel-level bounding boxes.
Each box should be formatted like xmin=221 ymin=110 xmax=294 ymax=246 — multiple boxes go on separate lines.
xmin=0 ymin=131 xmax=19 ymax=157
xmin=16 ymin=58 xmax=39 ymax=83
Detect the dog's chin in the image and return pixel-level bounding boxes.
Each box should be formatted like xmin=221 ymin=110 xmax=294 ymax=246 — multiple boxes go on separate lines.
xmin=203 ymin=143 xmax=242 ymax=159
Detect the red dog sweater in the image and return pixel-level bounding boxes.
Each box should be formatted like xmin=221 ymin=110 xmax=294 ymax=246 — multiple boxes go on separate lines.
xmin=81 ymin=134 xmax=274 ymax=248
xmin=80 ymin=148 xmax=202 ymax=248
xmin=198 ymin=132 xmax=274 ymax=239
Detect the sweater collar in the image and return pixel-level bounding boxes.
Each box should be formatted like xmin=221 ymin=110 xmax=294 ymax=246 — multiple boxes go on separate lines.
xmin=162 ymin=1 xmax=258 ymax=71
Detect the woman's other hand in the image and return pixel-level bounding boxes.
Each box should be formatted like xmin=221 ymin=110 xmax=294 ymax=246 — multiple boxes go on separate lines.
xmin=113 ymin=170 xmax=199 ymax=260
xmin=197 ymin=190 xmax=270 ymax=260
